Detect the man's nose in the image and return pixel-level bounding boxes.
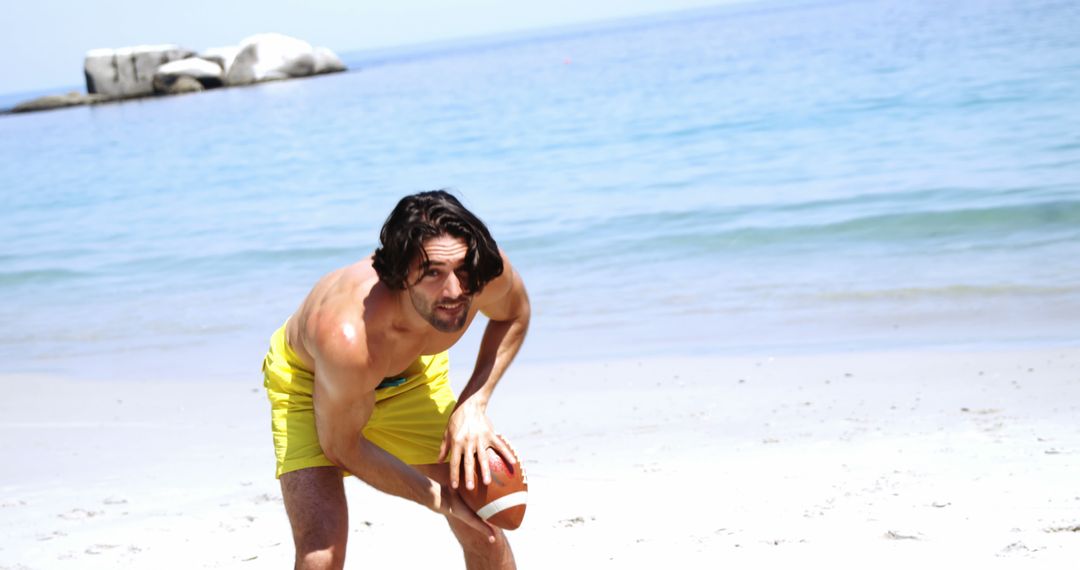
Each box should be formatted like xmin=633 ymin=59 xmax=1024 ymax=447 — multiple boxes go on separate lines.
xmin=444 ymin=272 xmax=463 ymax=298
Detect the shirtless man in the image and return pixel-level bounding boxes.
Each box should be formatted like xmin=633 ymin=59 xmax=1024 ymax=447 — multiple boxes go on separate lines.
xmin=262 ymin=190 xmax=529 ymax=569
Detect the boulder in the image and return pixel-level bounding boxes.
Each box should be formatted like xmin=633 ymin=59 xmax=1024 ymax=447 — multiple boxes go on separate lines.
xmin=313 ymin=47 xmax=347 ymax=74
xmin=159 ymin=75 xmax=204 ymax=95
xmin=200 ymin=46 xmax=241 ymax=76
xmin=152 ymin=57 xmax=224 ymax=93
xmin=225 ymin=33 xmax=313 ymax=85
xmin=224 ymin=33 xmax=345 ymax=86
xmin=85 ymin=45 xmax=195 ymax=97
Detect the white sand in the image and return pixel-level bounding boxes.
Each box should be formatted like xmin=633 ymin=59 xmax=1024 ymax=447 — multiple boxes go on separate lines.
xmin=2 ymin=346 xmax=1079 ymax=568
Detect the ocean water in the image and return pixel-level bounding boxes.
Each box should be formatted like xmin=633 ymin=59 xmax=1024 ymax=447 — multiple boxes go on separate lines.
xmin=2 ymin=0 xmax=1079 ymax=382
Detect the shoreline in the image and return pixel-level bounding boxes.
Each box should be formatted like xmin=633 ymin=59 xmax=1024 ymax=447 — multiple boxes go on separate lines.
xmin=2 ymin=345 xmax=1078 ymax=567
xmin=10 ymin=316 xmax=1080 ymax=386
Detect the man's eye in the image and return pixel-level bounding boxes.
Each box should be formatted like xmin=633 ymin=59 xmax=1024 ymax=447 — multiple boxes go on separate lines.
xmin=425 ymin=270 xmax=440 ymax=278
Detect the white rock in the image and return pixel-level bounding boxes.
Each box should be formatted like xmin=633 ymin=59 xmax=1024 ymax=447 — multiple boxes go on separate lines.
xmin=159 ymin=75 xmax=204 ymax=95
xmin=84 ymin=44 xmax=194 ymax=97
xmin=156 ymin=57 xmax=222 ymax=78
xmin=153 ymin=57 xmax=224 ymax=93
xmin=224 ymin=33 xmax=345 ymax=86
xmin=200 ymin=46 xmax=241 ymax=76
xmin=313 ymin=47 xmax=346 ymax=74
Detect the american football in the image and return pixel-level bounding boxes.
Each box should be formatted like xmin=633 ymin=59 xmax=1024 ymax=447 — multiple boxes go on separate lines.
xmin=458 ymin=435 xmax=528 ymax=530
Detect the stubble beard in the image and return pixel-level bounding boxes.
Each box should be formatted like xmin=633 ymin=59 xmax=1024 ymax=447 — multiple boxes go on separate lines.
xmin=410 ymin=289 xmax=471 ymax=333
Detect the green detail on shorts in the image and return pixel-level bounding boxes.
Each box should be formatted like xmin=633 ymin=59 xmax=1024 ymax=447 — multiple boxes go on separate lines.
xmin=377 ymin=377 xmax=407 ymax=389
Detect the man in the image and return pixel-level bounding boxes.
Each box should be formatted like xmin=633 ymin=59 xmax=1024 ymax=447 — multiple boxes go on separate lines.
xmin=262 ymin=190 xmax=529 ymax=569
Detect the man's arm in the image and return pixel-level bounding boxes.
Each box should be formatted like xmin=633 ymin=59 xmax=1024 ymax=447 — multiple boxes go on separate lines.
xmin=309 ymin=316 xmax=494 ymax=539
xmin=439 ymin=254 xmax=531 ymax=490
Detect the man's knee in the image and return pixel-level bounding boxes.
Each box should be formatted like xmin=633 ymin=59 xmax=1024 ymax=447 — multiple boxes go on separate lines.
xmin=295 ymin=546 xmax=345 ymax=570
xmin=449 ymin=519 xmax=512 ymax=556
xmin=292 ymin=520 xmax=347 ymax=558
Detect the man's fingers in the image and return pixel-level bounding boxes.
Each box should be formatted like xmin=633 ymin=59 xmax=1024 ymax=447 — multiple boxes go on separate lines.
xmin=479 ymin=445 xmax=493 ymax=486
xmin=452 ymin=492 xmax=496 ymax=543
xmin=467 ymin=517 xmax=493 ymax=541
xmin=437 ymin=438 xmax=449 ymax=464
xmin=448 ymin=447 xmax=461 ymax=490
xmin=467 ymin=512 xmax=496 ymax=543
xmin=463 ymin=442 xmax=476 ymax=490
xmin=492 ymin=435 xmax=516 ymax=465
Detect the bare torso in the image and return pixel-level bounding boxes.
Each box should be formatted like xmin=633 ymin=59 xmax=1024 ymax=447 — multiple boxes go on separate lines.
xmin=283 ymin=255 xmax=487 ymax=380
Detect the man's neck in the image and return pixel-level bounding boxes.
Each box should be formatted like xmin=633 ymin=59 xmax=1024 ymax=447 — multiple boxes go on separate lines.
xmin=392 ymin=285 xmax=432 ymax=336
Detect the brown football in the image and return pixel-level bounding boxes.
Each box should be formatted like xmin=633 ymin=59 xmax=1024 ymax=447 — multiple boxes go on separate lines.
xmin=457 ymin=435 xmax=528 ymax=530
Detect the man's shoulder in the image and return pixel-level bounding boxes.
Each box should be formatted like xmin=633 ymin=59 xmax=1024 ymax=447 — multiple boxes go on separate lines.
xmin=302 ymin=265 xmax=395 ymax=368
xmin=475 ymin=249 xmax=520 ymax=309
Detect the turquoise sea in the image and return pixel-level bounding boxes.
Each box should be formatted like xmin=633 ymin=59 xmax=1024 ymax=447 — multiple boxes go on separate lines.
xmin=2 ymin=0 xmax=1079 ymax=382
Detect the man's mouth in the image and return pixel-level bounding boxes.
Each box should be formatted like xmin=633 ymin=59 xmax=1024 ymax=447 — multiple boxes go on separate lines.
xmin=436 ymin=300 xmax=466 ymax=312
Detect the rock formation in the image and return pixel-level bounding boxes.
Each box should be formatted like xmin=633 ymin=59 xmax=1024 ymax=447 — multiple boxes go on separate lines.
xmin=5 ymin=34 xmax=347 ymax=115
xmin=152 ymin=57 xmax=224 ymax=93
xmin=314 ymin=47 xmax=348 ymax=75
xmin=84 ymin=45 xmax=195 ymax=97
xmin=226 ymin=33 xmax=320 ymax=86
xmin=10 ymin=92 xmax=105 ymax=113
xmin=200 ymin=46 xmax=241 ymax=77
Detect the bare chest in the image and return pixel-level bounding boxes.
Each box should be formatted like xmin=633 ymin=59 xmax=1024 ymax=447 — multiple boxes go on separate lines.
xmin=384 ymin=311 xmax=479 ymax=373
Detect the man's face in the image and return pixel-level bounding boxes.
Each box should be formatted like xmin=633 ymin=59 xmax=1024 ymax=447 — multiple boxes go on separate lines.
xmin=406 ymin=234 xmax=473 ymax=333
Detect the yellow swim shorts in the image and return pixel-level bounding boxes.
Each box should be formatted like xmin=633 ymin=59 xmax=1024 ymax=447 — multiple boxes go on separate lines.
xmin=262 ymin=321 xmax=456 ymax=478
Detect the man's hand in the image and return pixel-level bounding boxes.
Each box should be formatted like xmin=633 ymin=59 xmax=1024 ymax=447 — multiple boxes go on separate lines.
xmin=438 ymin=397 xmax=517 ymax=491
xmin=437 ymin=482 xmax=497 ymax=543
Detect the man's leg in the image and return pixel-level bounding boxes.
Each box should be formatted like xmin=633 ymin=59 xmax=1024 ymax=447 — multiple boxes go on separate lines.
xmin=280 ymin=466 xmax=349 ymax=570
xmin=416 ymin=463 xmax=516 ymax=570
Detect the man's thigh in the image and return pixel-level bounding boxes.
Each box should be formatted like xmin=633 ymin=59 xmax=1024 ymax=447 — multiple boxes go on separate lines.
xmin=414 ymin=462 xmax=450 ymax=485
xmin=280 ymin=466 xmax=348 ymax=551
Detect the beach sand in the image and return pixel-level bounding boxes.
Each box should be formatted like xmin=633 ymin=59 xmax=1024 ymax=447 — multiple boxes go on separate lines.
xmin=2 ymin=346 xmax=1078 ymax=568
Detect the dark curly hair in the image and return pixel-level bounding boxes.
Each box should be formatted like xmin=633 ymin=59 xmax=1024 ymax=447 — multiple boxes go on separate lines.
xmin=372 ymin=190 xmax=504 ymax=293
